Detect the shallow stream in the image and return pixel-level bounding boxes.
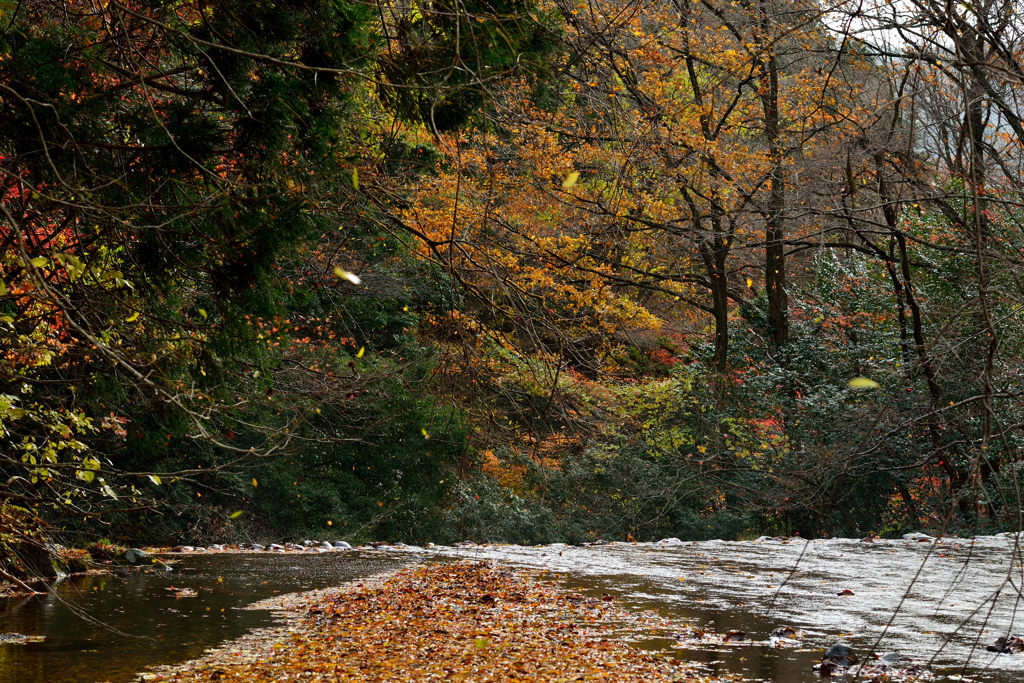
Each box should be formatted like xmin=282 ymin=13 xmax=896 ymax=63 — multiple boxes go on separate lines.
xmin=427 ymin=535 xmax=1024 ymax=682
xmin=0 ymin=552 xmax=411 ymax=682
xmin=1 ymin=536 xmax=1023 ymax=681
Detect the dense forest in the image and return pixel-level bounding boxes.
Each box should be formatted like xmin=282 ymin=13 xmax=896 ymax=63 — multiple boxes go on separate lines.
xmin=2 ymin=0 xmax=1023 ymax=572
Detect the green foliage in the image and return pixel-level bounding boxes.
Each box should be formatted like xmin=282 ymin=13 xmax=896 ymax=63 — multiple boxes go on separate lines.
xmin=0 ymin=0 xmax=555 ymax=555
xmin=243 ymin=379 xmax=468 ymax=543
xmin=379 ymin=0 xmax=560 ymax=130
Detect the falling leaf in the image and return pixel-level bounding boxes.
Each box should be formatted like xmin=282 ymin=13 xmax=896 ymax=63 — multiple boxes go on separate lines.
xmin=327 ymin=520 xmax=333 ymax=526
xmin=356 ymin=346 xmax=365 ymax=358
xmin=562 ymin=171 xmax=580 ymax=191
xmin=848 ymin=377 xmax=880 ymax=390
xmin=230 ymin=510 xmax=244 ymax=519
xmin=198 ymin=308 xmax=208 ymax=319
xmin=148 ymin=475 xmax=161 ymax=485
xmin=252 ymin=478 xmax=258 ymax=487
xmin=421 ymin=428 xmax=430 ymax=439
xmin=125 ymin=311 xmax=140 ymax=322
xmin=333 ymin=266 xmax=361 ymax=285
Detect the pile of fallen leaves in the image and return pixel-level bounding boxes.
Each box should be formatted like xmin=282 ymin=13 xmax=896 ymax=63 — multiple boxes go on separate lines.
xmin=148 ymin=561 xmax=734 ymax=682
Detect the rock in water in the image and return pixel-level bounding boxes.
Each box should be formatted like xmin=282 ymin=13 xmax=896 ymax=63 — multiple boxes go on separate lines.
xmin=877 ymin=652 xmax=899 ymax=666
xmin=820 ymin=642 xmax=857 ymax=667
xmin=19 ymin=542 xmax=66 ymax=578
xmin=824 ymin=643 xmax=854 ymax=660
xmin=124 ymin=548 xmax=151 ymax=565
xmin=771 ymin=626 xmax=799 ymax=640
xmin=987 ymin=635 xmax=1024 ymax=653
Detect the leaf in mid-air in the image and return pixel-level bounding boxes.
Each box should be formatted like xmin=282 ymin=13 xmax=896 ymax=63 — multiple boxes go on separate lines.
xmin=333 ymin=266 xmax=361 ymax=285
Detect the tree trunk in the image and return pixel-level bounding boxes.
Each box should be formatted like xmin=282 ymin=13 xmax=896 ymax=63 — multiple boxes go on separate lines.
xmin=760 ymin=1 xmax=788 ymax=348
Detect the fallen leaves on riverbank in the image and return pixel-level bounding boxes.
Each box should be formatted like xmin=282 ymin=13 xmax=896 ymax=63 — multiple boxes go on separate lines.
xmin=147 ymin=561 xmax=736 ymax=682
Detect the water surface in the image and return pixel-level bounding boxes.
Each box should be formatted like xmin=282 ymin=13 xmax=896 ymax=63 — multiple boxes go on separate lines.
xmin=4 ymin=537 xmax=1024 ymax=682
xmin=429 ymin=536 xmax=1024 ymax=682
xmin=0 ymin=551 xmax=413 ymax=683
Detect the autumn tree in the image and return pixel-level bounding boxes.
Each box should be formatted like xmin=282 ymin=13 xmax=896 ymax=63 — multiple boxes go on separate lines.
xmin=0 ymin=0 xmax=554 ymax=568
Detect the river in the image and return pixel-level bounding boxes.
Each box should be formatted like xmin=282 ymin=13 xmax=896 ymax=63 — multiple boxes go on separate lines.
xmin=1 ymin=535 xmax=1023 ymax=681
xmin=427 ymin=535 xmax=1024 ymax=682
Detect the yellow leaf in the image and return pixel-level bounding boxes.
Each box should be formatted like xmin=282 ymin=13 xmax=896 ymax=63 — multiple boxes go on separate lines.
xmin=333 ymin=266 xmax=361 ymax=285
xmin=356 ymin=346 xmax=365 ymax=358
xmin=252 ymin=478 xmax=258 ymax=487
xmin=327 ymin=520 xmax=333 ymax=526
xmin=421 ymin=428 xmax=430 ymax=439
xmin=125 ymin=311 xmax=140 ymax=322
xmin=29 ymin=257 xmax=48 ymax=268
xmin=230 ymin=510 xmax=244 ymax=519
xmin=562 ymin=171 xmax=580 ymax=191
xmin=352 ymin=167 xmax=359 ymax=191
xmin=198 ymin=308 xmax=207 ymax=319
xmin=848 ymin=377 xmax=880 ymax=390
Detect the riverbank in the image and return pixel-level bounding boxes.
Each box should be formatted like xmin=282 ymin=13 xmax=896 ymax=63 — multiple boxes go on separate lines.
xmin=142 ymin=560 xmax=736 ymax=682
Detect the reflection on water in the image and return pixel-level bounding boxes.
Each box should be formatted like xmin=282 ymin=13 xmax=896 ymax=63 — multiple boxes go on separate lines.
xmin=428 ymin=536 xmax=1024 ymax=682
xmin=0 ymin=552 xmax=414 ymax=683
